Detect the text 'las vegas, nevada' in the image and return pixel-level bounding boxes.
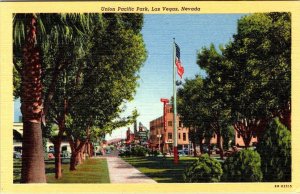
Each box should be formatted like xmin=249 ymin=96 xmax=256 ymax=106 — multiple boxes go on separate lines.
xmin=101 ymin=6 xmax=201 ymax=13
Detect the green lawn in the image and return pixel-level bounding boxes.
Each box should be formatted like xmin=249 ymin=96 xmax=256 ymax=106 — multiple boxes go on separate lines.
xmin=122 ymin=156 xmax=198 ymax=183
xmin=14 ymin=158 xmax=110 ymax=183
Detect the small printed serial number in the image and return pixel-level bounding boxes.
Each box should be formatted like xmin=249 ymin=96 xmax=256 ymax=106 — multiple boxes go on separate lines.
xmin=274 ymin=184 xmax=292 ymax=188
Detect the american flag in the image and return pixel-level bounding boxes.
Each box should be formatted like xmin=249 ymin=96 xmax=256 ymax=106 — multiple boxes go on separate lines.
xmin=175 ymin=43 xmax=184 ymax=78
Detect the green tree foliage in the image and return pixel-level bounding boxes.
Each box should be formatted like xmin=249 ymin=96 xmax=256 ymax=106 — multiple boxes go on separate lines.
xmin=13 ymin=13 xmax=91 ymax=183
xmin=131 ymin=145 xmax=148 ymax=157
xmin=13 ymin=13 xmax=147 ymax=177
xmin=222 ymin=149 xmax=263 ymax=182
xmin=183 ymin=154 xmax=223 ymax=182
xmin=177 ymin=76 xmax=210 ymax=155
xmin=223 ymin=12 xmax=291 ymax=139
xmin=256 ymin=118 xmax=291 ymax=182
xmin=39 ymin=13 xmax=146 ymax=171
xmin=14 ymin=13 xmax=94 ymax=180
xmin=196 ymin=45 xmax=232 ymax=158
xmin=13 ymin=65 xmax=21 ymax=98
xmin=68 ymin=13 xmax=146 ymax=132
xmin=189 ymin=13 xmax=291 ymax=149
xmin=222 ymin=126 xmax=235 ymax=150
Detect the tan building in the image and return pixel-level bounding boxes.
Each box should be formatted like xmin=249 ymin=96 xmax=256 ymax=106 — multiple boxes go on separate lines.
xmin=235 ymin=131 xmax=258 ymax=147
xmin=149 ymin=104 xmax=189 ymax=153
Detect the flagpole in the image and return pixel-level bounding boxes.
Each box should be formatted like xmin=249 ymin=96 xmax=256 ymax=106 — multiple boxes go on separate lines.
xmin=173 ymin=38 xmax=178 ymax=164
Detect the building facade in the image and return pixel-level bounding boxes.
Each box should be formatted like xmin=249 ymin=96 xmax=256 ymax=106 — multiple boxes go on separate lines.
xmin=149 ymin=104 xmax=190 ymax=153
xmin=125 ymin=127 xmax=135 ymax=145
xmin=13 ymin=122 xmax=71 ymax=154
xmin=148 ymin=103 xmax=258 ymax=154
xmin=235 ymin=131 xmax=258 ymax=147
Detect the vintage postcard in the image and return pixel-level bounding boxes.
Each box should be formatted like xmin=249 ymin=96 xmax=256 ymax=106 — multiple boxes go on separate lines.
xmin=0 ymin=1 xmax=299 ymax=193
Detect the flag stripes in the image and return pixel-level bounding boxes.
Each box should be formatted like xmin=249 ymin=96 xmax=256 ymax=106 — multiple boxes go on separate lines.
xmin=175 ymin=42 xmax=184 ymax=78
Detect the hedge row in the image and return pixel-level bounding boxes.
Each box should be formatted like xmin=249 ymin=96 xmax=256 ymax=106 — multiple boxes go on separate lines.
xmin=183 ymin=118 xmax=291 ymax=182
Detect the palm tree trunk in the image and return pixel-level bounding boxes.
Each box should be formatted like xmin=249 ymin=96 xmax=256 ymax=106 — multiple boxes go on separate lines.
xmin=20 ymin=15 xmax=46 ymax=183
xmin=21 ymin=122 xmax=46 ymax=183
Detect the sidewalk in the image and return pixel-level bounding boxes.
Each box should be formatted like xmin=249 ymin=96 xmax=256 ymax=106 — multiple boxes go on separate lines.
xmin=102 ymin=152 xmax=157 ymax=183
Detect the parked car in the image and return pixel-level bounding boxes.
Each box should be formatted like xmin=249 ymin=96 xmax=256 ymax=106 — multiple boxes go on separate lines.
xmin=95 ymin=151 xmax=103 ymax=156
xmin=62 ymin=150 xmax=71 ymax=158
xmin=13 ymin=151 xmax=22 ymax=159
xmin=47 ymin=152 xmax=55 ymax=160
xmin=182 ymin=148 xmax=188 ymax=155
xmin=201 ymin=145 xmax=210 ymax=154
xmin=178 ymin=150 xmax=187 ymax=156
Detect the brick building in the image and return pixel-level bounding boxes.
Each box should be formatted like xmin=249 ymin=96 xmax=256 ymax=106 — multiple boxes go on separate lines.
xmin=149 ymin=104 xmax=190 ymax=153
xmin=149 ymin=103 xmax=258 ymax=154
xmin=125 ymin=127 xmax=135 ymax=145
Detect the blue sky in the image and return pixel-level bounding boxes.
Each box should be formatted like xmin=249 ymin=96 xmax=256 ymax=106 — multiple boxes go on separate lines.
xmin=14 ymin=14 xmax=246 ymax=140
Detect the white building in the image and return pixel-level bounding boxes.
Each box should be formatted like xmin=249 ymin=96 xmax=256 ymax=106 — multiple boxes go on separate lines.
xmin=13 ymin=122 xmax=71 ymax=153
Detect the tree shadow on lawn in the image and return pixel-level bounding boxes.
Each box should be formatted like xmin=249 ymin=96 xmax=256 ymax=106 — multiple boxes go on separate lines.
xmin=143 ymin=169 xmax=185 ymax=183
xmin=125 ymin=157 xmax=195 ymax=169
xmin=123 ymin=157 xmax=197 ymax=183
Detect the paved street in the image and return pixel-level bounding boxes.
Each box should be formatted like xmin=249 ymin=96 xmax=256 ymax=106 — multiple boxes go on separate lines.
xmin=101 ymin=151 xmax=157 ymax=183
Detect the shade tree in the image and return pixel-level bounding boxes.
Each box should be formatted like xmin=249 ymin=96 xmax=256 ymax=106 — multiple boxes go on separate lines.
xmin=13 ymin=13 xmax=91 ymax=183
xmin=177 ymin=76 xmax=212 ymax=156
xmin=196 ymin=45 xmax=232 ymax=159
xmin=192 ymin=13 xmax=291 ymax=149
xmin=222 ymin=12 xmax=291 ymax=145
xmin=13 ymin=13 xmax=147 ymax=180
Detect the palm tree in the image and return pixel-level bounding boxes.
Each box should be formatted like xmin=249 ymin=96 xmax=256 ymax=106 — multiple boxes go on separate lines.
xmin=13 ymin=13 xmax=91 ymax=183
xmin=12 ymin=13 xmax=46 ymax=183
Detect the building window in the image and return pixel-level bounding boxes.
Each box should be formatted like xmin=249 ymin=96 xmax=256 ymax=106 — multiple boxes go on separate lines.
xmin=168 ymin=121 xmax=172 ymax=126
xmin=178 ymin=133 xmax=181 ymax=139
xmin=179 ymin=121 xmax=183 ymax=127
xmin=170 ymin=108 xmax=173 ymax=113
xmin=168 ymin=133 xmax=172 ymax=139
xmin=183 ymin=133 xmax=186 ymax=141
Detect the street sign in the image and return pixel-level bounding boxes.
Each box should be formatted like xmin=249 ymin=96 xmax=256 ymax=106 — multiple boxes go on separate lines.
xmin=138 ymin=131 xmax=147 ymax=136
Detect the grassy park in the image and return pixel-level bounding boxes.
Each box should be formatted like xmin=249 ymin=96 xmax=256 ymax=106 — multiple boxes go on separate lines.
xmin=12 ymin=12 xmax=291 ymax=183
xmin=14 ymin=158 xmax=110 ymax=183
xmin=122 ymin=156 xmax=198 ymax=183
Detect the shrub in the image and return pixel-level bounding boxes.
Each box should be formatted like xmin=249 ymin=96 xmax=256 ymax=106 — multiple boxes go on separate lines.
xmin=222 ymin=149 xmax=263 ymax=182
xmin=118 ymin=150 xmax=131 ymax=157
xmin=183 ymin=154 xmax=223 ymax=182
xmin=256 ymin=118 xmax=291 ymax=182
xmin=131 ymin=146 xmax=148 ymax=157
xmin=149 ymin=150 xmax=161 ymax=157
